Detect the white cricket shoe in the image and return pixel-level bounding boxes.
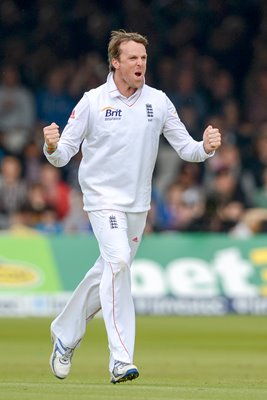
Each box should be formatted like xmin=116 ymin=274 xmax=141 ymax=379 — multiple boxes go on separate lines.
xmin=110 ymin=361 xmax=139 ymax=384
xmin=49 ymin=336 xmax=74 ymax=379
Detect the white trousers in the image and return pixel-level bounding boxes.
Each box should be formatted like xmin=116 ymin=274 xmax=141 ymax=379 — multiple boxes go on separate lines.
xmin=51 ymin=210 xmax=147 ymax=372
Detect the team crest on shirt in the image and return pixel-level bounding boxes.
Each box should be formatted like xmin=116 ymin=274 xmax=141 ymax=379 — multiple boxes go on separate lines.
xmin=100 ymin=106 xmax=122 ymax=121
xmin=146 ymin=104 xmax=153 ymax=121
xmin=109 ymin=215 xmax=118 ymax=229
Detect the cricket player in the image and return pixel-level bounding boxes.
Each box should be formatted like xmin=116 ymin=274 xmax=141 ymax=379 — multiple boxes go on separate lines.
xmin=43 ymin=30 xmax=221 ymax=384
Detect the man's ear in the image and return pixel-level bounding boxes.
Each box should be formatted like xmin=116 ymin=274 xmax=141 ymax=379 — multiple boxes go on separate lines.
xmin=112 ymin=58 xmax=120 ymax=70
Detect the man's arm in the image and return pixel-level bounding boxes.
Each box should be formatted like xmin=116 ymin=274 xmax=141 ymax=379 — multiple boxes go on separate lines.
xmin=43 ymin=93 xmax=90 ymax=167
xmin=162 ymin=96 xmax=221 ymax=162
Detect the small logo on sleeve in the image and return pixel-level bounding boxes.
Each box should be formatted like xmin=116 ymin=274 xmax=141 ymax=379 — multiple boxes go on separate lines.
xmin=69 ymin=109 xmax=75 ymax=119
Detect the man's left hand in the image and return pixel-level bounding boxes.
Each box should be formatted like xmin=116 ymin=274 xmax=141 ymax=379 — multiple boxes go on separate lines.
xmin=203 ymin=125 xmax=221 ymax=154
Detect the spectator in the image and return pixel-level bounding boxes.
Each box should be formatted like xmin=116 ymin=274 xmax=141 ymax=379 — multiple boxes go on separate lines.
xmin=163 ymin=183 xmax=207 ymax=232
xmin=222 ymin=98 xmax=241 ymax=134
xmin=169 ymin=69 xmax=208 ymax=132
xmin=205 ymin=166 xmax=249 ymax=231
xmin=197 ymin=55 xmax=218 ymax=97
xmin=0 ymin=65 xmax=35 ymax=154
xmin=7 ymin=204 xmax=40 ymax=236
xmin=144 ymin=187 xmax=170 ymax=233
xmin=246 ymin=69 xmax=267 ymax=124
xmin=212 ymin=200 xmax=246 ymax=233
xmin=207 ymin=166 xmax=247 ymax=205
xmin=155 ymin=56 xmax=176 ymax=93
xmin=63 ymin=190 xmax=92 ymax=234
xmin=204 ymin=143 xmax=243 ymax=193
xmin=208 ymin=70 xmax=235 ymax=116
xmin=247 ymin=123 xmax=267 ymax=188
xmin=22 ymin=141 xmax=44 ymax=184
xmin=252 ymin=167 xmax=267 ymax=208
xmin=0 ymin=155 xmax=28 ymax=228
xmin=39 ymin=164 xmax=71 ymax=220
xmin=36 ymin=66 xmax=75 ymax=127
xmin=26 ymin=182 xmax=48 ymax=226
xmin=231 ymin=208 xmax=267 ymax=238
xmin=163 ymin=183 xmax=185 ymax=231
xmin=175 ymin=161 xmax=203 ymax=191
xmin=35 ymin=206 xmax=63 ymax=235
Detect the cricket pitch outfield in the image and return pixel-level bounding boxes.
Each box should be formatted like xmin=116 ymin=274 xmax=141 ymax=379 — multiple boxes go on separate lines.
xmin=0 ymin=315 xmax=266 ymax=400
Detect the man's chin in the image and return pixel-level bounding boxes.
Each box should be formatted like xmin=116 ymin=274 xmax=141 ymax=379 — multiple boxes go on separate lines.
xmin=133 ymin=77 xmax=144 ymax=88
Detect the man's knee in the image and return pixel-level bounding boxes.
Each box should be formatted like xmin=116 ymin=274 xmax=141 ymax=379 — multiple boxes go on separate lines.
xmin=109 ymin=251 xmax=131 ymax=275
xmin=107 ymin=245 xmax=131 ymax=267
xmin=117 ymin=258 xmax=129 ymax=271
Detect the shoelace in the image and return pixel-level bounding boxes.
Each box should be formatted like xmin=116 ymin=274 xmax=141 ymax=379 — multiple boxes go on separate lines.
xmin=60 ymin=348 xmax=74 ymax=363
xmin=114 ymin=361 xmax=129 ymax=370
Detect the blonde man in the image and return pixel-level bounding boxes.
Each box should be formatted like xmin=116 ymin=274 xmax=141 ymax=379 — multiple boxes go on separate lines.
xmin=44 ymin=30 xmax=221 ymax=384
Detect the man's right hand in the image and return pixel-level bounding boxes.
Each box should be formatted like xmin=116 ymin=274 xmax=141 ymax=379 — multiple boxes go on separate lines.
xmin=43 ymin=122 xmax=60 ymax=153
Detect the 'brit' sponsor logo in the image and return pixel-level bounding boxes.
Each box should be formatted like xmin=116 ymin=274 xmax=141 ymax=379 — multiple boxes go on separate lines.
xmin=101 ymin=106 xmax=122 ymax=121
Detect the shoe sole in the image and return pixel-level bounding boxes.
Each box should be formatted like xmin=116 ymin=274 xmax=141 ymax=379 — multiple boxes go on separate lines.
xmin=111 ymin=368 xmax=139 ymax=384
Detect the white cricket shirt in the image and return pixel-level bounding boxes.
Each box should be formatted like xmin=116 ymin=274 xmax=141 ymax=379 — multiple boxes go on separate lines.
xmin=45 ymin=73 xmax=212 ymax=212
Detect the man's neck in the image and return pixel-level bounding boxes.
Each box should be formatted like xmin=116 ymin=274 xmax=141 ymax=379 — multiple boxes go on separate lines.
xmin=113 ymin=74 xmax=137 ymax=98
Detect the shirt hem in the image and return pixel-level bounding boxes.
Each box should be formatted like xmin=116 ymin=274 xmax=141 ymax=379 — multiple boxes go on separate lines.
xmin=83 ymin=204 xmax=150 ymax=213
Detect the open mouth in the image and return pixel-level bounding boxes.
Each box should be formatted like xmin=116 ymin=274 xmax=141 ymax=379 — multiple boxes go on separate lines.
xmin=135 ymin=72 xmax=142 ymax=77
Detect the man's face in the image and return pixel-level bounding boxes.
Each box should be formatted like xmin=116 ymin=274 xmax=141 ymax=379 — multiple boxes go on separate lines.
xmin=112 ymin=40 xmax=147 ymax=89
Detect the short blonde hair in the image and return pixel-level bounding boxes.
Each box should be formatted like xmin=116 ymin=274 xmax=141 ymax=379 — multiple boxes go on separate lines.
xmin=108 ymin=30 xmax=148 ymax=72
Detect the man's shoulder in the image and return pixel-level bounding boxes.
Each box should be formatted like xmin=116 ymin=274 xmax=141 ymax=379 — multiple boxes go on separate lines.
xmin=84 ymin=82 xmax=107 ymax=98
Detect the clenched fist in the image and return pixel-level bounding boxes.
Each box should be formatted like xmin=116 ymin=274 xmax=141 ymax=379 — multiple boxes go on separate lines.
xmin=203 ymin=125 xmax=221 ymax=154
xmin=43 ymin=122 xmax=60 ymax=153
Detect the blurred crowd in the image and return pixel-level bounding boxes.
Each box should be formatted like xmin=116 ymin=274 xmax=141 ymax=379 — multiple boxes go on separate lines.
xmin=1 ymin=0 xmax=267 ymax=237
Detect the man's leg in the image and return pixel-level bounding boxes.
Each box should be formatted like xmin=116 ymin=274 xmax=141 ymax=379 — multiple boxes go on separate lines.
xmin=89 ymin=211 xmax=133 ymax=363
xmin=51 ymin=256 xmax=104 ymax=348
xmin=107 ymin=211 xmax=147 ymax=373
xmin=89 ymin=210 xmax=147 ymax=381
xmin=50 ymin=255 xmax=104 ymax=379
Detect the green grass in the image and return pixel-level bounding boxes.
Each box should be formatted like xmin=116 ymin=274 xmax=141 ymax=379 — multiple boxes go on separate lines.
xmin=0 ymin=316 xmax=267 ymax=400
